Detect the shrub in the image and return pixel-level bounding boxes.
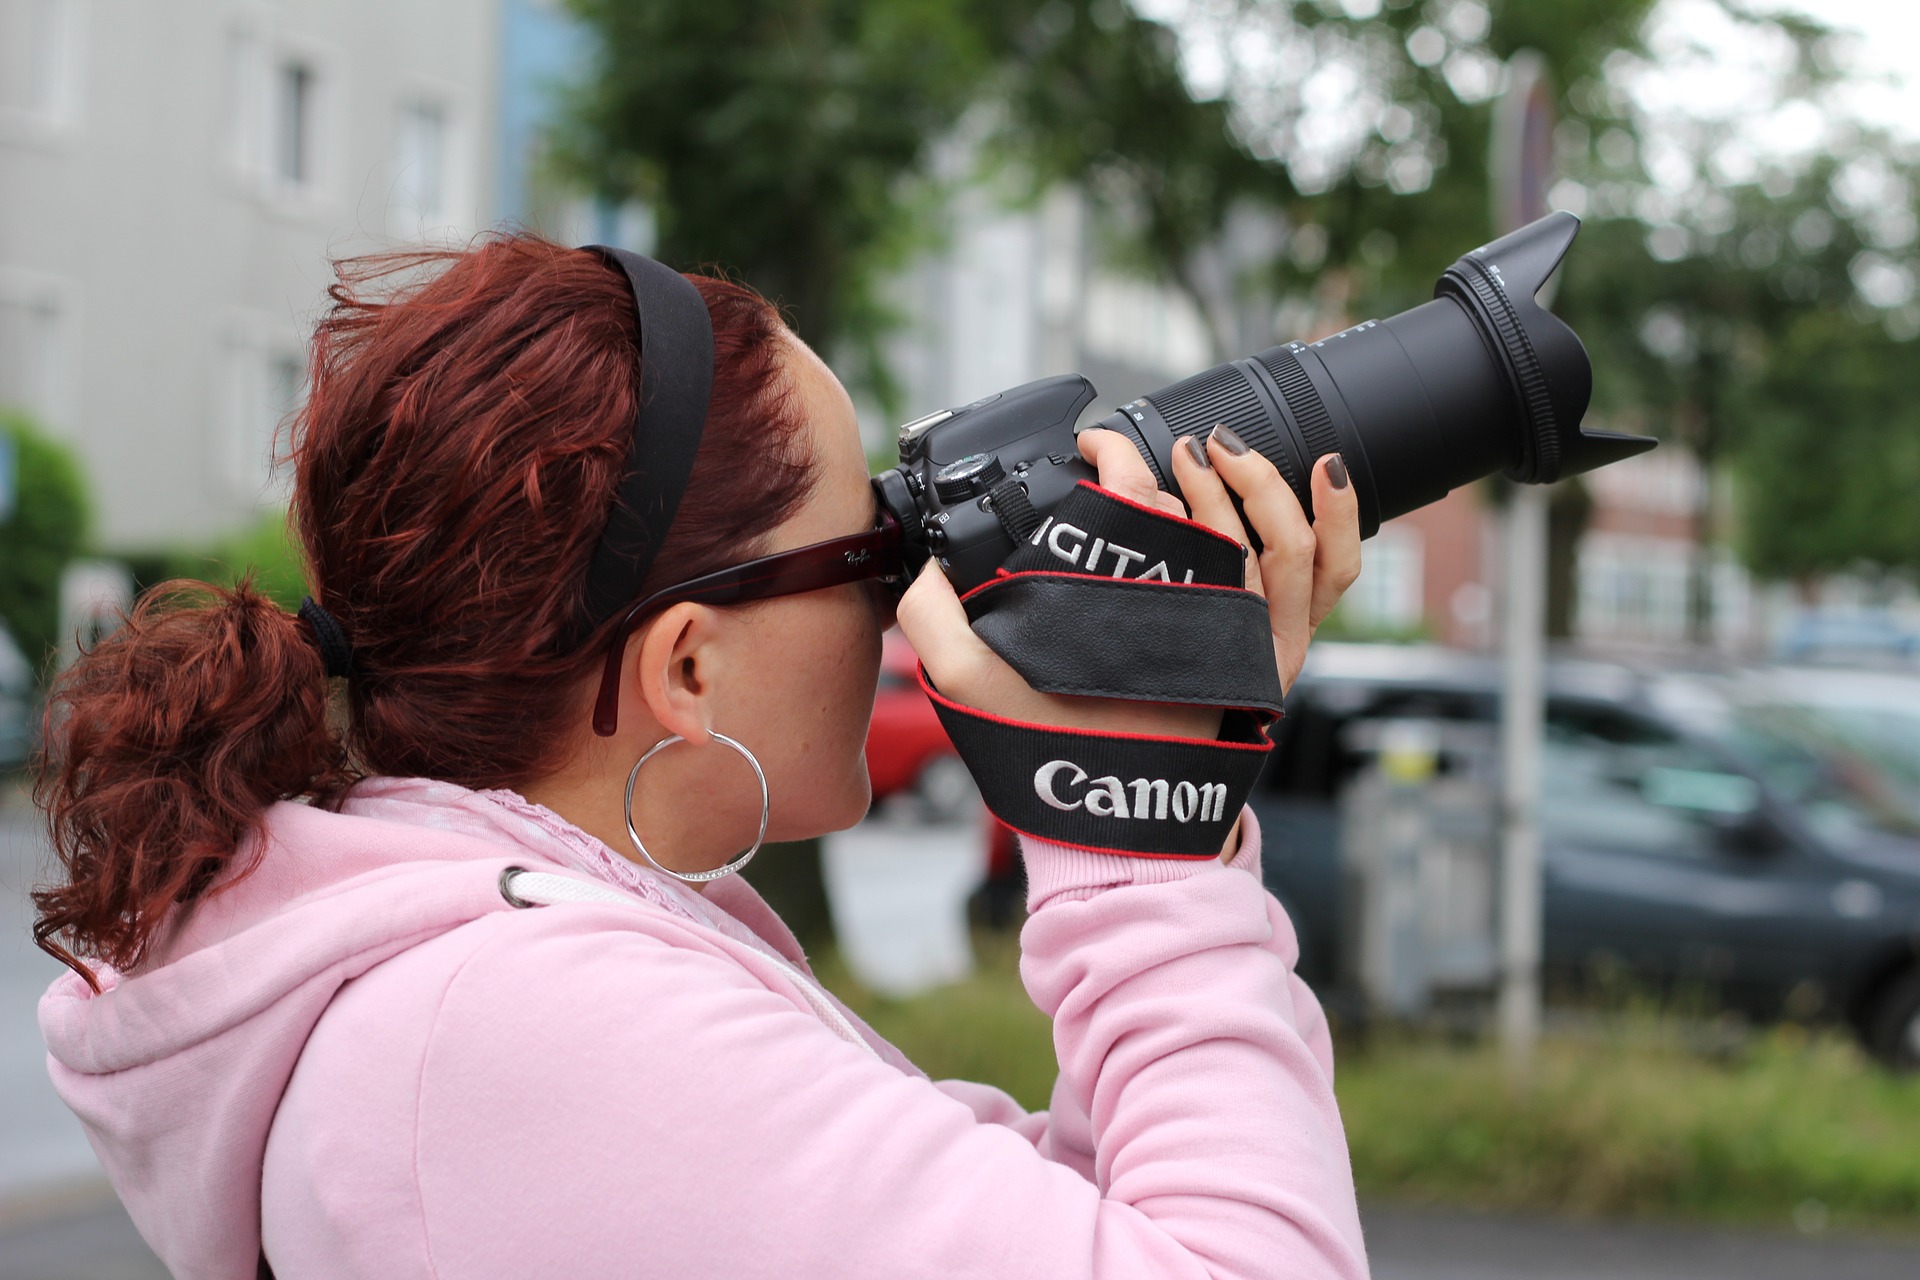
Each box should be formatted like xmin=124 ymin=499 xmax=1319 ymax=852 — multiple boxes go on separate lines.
xmin=0 ymin=410 xmax=91 ymax=679
xmin=181 ymin=510 xmax=309 ymax=610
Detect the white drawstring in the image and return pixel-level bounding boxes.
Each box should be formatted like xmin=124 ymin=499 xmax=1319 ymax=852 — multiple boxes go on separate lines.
xmin=499 ymin=868 xmax=879 ymax=1059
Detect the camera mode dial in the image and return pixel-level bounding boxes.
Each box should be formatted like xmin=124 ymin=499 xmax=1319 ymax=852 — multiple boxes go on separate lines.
xmin=933 ymin=453 xmax=1005 ymax=503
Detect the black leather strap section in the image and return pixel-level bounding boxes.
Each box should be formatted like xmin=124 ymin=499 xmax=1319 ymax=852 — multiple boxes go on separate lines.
xmin=928 ymin=480 xmax=1280 ymax=857
xmin=1002 ymin=481 xmax=1247 ymax=586
xmin=962 ymin=574 xmax=1284 ymax=714
xmin=925 ymin=668 xmax=1269 ymax=857
xmin=576 ymin=247 xmax=715 ymax=637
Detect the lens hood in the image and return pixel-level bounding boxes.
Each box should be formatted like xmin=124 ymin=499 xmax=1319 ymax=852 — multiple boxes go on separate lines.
xmin=1437 ymin=211 xmax=1653 ymax=484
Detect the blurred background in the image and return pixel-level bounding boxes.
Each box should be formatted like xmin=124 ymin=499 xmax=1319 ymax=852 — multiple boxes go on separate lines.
xmin=5 ymin=0 xmax=1920 ymax=1276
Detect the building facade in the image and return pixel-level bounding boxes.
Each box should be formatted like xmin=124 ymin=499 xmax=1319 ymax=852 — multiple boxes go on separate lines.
xmin=0 ymin=0 xmax=499 ymax=549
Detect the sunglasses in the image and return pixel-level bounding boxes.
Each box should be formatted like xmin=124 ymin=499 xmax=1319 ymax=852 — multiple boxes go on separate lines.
xmin=591 ymin=496 xmax=907 ymax=737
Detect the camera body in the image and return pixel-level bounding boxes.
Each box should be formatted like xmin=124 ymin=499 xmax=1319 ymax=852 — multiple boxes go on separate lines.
xmin=876 ymin=376 xmax=1102 ymax=591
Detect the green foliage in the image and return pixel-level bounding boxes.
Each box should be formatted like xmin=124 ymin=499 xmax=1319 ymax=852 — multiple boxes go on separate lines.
xmin=1732 ymin=310 xmax=1920 ymax=580
xmin=558 ymin=0 xmax=1920 ymax=588
xmin=819 ymin=930 xmax=1920 ymax=1231
xmin=558 ymin=0 xmax=1267 ymax=404
xmin=742 ymin=838 xmax=836 ymax=952
xmin=0 ymin=409 xmax=91 ymax=678
xmin=1315 ymin=602 xmax=1433 ymax=645
xmin=144 ymin=510 xmax=311 ymax=611
xmin=559 ymin=0 xmax=1009 ymax=406
xmin=1339 ymin=1024 xmax=1920 ymax=1231
xmin=1270 ymin=0 xmax=1661 ymax=308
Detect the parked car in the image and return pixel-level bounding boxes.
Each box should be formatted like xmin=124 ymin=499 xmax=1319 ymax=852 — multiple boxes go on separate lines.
xmin=1777 ymin=610 xmax=1920 ymax=666
xmin=1253 ymin=643 xmax=1920 ymax=1067
xmin=1672 ymin=665 xmax=1920 ymax=850
xmin=865 ymin=630 xmax=977 ymax=821
xmin=0 ymin=622 xmax=35 ymax=772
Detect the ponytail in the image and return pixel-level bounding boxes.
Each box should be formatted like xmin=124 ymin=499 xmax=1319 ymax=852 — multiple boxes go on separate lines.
xmin=31 ymin=580 xmax=352 ymax=989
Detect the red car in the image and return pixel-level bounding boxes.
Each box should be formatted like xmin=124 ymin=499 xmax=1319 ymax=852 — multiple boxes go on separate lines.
xmin=865 ymin=631 xmax=1025 ymax=922
xmin=866 ymin=630 xmax=977 ymax=821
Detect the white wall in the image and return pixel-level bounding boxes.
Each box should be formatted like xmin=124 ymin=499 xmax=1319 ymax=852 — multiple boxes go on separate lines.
xmin=0 ymin=0 xmax=499 ymax=547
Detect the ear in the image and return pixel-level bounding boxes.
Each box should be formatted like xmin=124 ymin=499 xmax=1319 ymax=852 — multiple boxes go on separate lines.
xmin=624 ymin=602 xmax=724 ymax=746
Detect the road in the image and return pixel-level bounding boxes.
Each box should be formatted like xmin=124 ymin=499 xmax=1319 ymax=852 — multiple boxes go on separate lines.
xmin=5 ymin=796 xmax=1920 ymax=1276
xmin=5 ymin=1188 xmax=1919 ymax=1279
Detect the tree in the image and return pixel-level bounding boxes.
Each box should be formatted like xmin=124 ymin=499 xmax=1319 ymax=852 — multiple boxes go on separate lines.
xmin=0 ymin=410 xmax=91 ymax=679
xmin=1734 ymin=307 xmax=1920 ymax=583
xmin=559 ymin=0 xmax=1278 ymax=401
xmin=559 ymin=0 xmax=1016 ymax=405
xmin=1130 ymin=2 xmax=1920 ymax=632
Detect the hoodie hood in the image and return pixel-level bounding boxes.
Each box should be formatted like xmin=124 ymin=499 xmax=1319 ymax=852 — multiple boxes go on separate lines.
xmin=36 ymin=778 xmax=859 ymax=1279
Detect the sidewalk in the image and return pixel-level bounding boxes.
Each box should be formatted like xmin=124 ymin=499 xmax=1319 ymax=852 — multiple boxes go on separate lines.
xmin=0 ymin=802 xmax=104 ymax=1205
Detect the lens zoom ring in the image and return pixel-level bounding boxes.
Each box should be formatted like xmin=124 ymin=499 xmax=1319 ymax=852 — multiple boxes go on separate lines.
xmin=1257 ymin=347 xmax=1342 ymax=468
xmin=1457 ymin=259 xmax=1558 ymax=480
xmin=1144 ymin=364 xmax=1300 ymax=494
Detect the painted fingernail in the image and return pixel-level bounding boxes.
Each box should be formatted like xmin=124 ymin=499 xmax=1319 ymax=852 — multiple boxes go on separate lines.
xmin=1182 ymin=434 xmax=1213 ymax=470
xmin=1327 ymin=453 xmax=1349 ymax=490
xmin=1210 ymin=423 xmax=1250 ymax=456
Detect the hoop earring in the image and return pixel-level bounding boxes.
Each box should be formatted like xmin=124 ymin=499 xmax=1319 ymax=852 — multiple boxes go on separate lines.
xmin=623 ymin=732 xmax=770 ymax=885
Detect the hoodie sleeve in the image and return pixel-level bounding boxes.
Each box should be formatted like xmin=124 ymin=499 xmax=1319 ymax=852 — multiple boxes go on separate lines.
xmin=923 ymin=809 xmax=1337 ymax=1190
xmin=391 ymin=807 xmax=1366 ymax=1280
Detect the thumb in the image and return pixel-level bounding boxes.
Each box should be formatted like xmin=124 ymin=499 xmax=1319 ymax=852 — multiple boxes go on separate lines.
xmin=894 ymin=560 xmax=994 ymax=698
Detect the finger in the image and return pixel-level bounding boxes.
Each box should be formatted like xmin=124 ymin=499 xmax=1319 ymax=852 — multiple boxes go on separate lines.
xmin=1207 ymin=426 xmax=1318 ymax=681
xmin=898 ymin=560 xmax=1078 ymax=727
xmin=1308 ymin=452 xmax=1362 ymax=628
xmin=1078 ymin=428 xmax=1186 ymax=518
xmin=894 ymin=561 xmax=986 ymax=691
xmin=1168 ymin=432 xmax=1260 ymax=597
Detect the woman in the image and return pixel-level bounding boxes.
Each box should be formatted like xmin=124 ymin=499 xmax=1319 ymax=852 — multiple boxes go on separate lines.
xmin=33 ymin=236 xmax=1367 ymax=1278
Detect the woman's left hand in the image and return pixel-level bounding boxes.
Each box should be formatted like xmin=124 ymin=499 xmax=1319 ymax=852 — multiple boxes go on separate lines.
xmin=898 ymin=427 xmax=1362 ymax=736
xmin=1083 ymin=425 xmax=1363 ymax=695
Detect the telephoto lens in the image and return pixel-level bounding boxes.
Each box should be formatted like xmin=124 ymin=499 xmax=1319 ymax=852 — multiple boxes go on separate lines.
xmin=875 ymin=211 xmax=1657 ymax=591
xmin=1088 ymin=211 xmax=1655 ymax=537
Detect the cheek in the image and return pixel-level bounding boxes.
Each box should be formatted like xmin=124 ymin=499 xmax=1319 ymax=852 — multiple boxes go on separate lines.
xmin=754 ymin=594 xmax=881 ymax=784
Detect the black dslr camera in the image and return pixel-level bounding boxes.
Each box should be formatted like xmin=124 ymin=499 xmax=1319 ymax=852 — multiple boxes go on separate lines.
xmin=872 ymin=212 xmax=1655 ymax=593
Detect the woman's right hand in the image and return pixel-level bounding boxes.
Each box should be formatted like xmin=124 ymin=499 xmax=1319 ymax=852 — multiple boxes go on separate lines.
xmin=895 ymin=425 xmax=1363 ymax=740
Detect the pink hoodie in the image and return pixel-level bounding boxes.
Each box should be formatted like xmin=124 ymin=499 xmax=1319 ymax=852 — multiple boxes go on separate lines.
xmin=39 ymin=776 xmax=1368 ymax=1279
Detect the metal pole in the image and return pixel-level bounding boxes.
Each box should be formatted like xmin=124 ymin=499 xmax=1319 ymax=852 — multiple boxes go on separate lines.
xmin=1492 ymin=48 xmax=1555 ymax=1081
xmin=1497 ymin=485 xmax=1547 ymax=1077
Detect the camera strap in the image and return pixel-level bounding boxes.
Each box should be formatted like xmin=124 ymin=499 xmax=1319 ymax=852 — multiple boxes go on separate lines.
xmin=920 ymin=483 xmax=1282 ymax=858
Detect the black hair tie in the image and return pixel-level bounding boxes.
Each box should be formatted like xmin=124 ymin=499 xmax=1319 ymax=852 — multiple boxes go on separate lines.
xmin=298 ymin=596 xmax=355 ymax=679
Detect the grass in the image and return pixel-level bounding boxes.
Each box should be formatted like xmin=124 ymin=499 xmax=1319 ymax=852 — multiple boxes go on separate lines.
xmin=1338 ymin=1021 xmax=1920 ymax=1234
xmin=814 ymin=929 xmax=1920 ymax=1235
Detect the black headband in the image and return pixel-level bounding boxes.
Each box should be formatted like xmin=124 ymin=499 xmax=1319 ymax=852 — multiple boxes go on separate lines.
xmin=576 ymin=246 xmax=715 ymax=637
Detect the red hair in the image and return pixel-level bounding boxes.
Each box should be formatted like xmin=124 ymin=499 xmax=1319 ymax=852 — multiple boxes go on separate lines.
xmin=33 ymin=235 xmax=814 ymax=985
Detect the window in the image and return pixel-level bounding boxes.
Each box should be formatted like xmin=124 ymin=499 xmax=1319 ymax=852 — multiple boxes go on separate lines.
xmin=222 ymin=25 xmax=330 ymax=200
xmin=1082 ymin=274 xmax=1212 ymax=381
xmin=223 ymin=24 xmax=265 ymax=174
xmin=1540 ymin=703 xmax=1759 ymax=861
xmin=0 ymin=0 xmax=83 ymax=129
xmin=0 ymin=274 xmax=70 ymax=430
xmin=396 ymin=102 xmax=445 ymax=219
xmin=275 ymin=58 xmax=315 ymax=186
xmin=218 ymin=330 xmax=303 ymax=500
xmin=1339 ymin=524 xmax=1425 ymax=632
xmin=390 ymin=99 xmax=454 ymax=238
xmin=1576 ymin=533 xmax=1691 ymax=642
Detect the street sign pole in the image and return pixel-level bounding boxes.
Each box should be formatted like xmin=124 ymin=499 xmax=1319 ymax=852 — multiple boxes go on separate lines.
xmin=1497 ymin=486 xmax=1547 ymax=1075
xmin=1492 ymin=50 xmax=1555 ymax=1078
